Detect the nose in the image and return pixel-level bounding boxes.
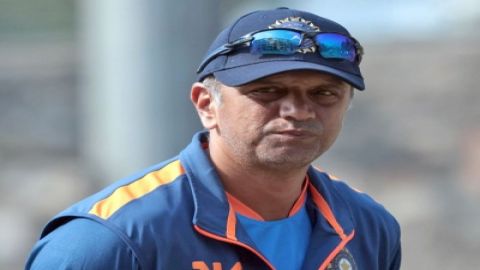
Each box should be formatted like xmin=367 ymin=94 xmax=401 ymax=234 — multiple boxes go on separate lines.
xmin=279 ymin=95 xmax=315 ymax=121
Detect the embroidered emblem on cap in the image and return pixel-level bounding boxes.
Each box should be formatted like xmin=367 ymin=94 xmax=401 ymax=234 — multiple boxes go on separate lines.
xmin=326 ymin=248 xmax=357 ymax=270
xmin=269 ymin=17 xmax=320 ymax=54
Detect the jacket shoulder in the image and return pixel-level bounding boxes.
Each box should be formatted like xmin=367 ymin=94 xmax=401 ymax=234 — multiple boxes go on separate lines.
xmin=42 ymin=158 xmax=189 ymax=237
xmin=310 ymin=168 xmax=401 ymax=267
xmin=310 ymin=168 xmax=400 ymax=237
xmin=35 ymin=157 xmax=194 ymax=269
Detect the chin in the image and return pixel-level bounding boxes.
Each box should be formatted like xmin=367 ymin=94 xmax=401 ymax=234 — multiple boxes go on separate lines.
xmin=257 ymin=151 xmax=320 ymax=170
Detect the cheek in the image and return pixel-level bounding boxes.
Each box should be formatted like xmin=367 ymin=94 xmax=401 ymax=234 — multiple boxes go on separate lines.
xmin=217 ymin=105 xmax=251 ymax=130
xmin=226 ymin=101 xmax=269 ymax=122
xmin=319 ymin=108 xmax=348 ymax=131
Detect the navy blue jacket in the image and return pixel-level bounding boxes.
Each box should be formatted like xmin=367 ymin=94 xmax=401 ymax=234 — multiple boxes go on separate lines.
xmin=26 ymin=132 xmax=401 ymax=270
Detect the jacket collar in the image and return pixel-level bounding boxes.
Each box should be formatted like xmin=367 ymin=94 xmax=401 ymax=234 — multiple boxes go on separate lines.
xmin=179 ymin=131 xmax=355 ymax=256
xmin=179 ymin=131 xmax=231 ymax=236
xmin=306 ymin=166 xmax=355 ymax=239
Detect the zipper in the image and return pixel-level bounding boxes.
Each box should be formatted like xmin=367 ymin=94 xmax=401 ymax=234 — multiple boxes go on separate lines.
xmin=194 ymin=225 xmax=276 ymax=270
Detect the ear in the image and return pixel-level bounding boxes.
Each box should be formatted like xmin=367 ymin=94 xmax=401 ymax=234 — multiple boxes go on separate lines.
xmin=190 ymin=82 xmax=218 ymax=129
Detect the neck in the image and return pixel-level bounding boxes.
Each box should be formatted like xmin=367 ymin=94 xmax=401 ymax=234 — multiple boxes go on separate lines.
xmin=208 ymin=137 xmax=309 ymax=220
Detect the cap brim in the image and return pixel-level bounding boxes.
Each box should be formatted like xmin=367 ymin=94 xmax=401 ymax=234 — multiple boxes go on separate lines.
xmin=213 ymin=61 xmax=365 ymax=90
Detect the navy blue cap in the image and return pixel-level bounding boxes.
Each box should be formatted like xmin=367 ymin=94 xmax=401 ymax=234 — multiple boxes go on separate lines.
xmin=196 ymin=7 xmax=365 ymax=90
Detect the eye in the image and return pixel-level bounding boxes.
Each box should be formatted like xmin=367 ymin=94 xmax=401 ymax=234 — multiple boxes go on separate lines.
xmin=309 ymin=88 xmax=341 ymax=104
xmin=311 ymin=89 xmax=336 ymax=97
xmin=247 ymin=87 xmax=286 ymax=101
xmin=319 ymin=90 xmax=334 ymax=96
xmin=252 ymin=87 xmax=280 ymax=94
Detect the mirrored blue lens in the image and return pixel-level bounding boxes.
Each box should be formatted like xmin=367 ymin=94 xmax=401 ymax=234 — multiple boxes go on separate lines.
xmin=250 ymin=30 xmax=302 ymax=55
xmin=315 ymin=33 xmax=356 ymax=62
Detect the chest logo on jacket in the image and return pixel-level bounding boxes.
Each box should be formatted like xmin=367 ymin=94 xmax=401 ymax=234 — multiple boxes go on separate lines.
xmin=326 ymin=248 xmax=357 ymax=270
xmin=192 ymin=261 xmax=242 ymax=270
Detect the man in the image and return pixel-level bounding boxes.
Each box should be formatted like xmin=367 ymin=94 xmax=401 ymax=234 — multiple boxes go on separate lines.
xmin=26 ymin=7 xmax=401 ymax=270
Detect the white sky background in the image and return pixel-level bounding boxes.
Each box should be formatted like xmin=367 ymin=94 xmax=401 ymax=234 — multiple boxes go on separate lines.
xmin=221 ymin=0 xmax=480 ymax=42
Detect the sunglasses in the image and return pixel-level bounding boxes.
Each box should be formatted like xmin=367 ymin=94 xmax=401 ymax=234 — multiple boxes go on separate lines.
xmin=197 ymin=28 xmax=364 ymax=73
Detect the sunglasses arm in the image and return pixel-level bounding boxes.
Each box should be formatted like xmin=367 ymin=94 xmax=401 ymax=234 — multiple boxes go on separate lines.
xmin=355 ymin=43 xmax=364 ymax=63
xmin=196 ymin=37 xmax=254 ymax=73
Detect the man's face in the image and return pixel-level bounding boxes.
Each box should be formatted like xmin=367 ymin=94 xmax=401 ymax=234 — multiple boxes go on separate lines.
xmin=208 ymin=70 xmax=353 ymax=171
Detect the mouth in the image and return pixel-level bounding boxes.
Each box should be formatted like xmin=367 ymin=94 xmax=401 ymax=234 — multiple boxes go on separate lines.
xmin=272 ymin=129 xmax=318 ymax=138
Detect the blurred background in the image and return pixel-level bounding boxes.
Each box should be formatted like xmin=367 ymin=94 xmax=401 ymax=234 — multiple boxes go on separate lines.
xmin=1 ymin=0 xmax=479 ymax=269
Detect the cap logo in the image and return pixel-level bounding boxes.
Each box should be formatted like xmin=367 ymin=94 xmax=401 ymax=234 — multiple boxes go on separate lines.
xmin=269 ymin=17 xmax=320 ymax=54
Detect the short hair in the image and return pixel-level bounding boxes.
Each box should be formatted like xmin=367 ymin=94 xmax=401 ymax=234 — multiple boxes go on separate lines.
xmin=202 ymin=75 xmax=222 ymax=104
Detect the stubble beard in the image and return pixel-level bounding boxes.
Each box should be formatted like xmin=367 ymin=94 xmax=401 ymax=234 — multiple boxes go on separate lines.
xmin=255 ymin=138 xmax=325 ymax=170
xmin=224 ymin=132 xmax=327 ymax=172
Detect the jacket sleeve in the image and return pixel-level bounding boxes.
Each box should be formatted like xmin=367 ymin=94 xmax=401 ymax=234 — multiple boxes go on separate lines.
xmin=25 ymin=218 xmax=141 ymax=270
xmin=389 ymin=243 xmax=401 ymax=270
xmin=389 ymin=221 xmax=402 ymax=270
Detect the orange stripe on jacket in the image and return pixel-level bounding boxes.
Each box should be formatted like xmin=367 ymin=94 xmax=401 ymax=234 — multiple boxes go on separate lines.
xmin=89 ymin=160 xmax=185 ymax=219
xmin=287 ymin=177 xmax=309 ymax=217
xmin=226 ymin=178 xmax=309 ymax=221
xmin=309 ymin=183 xmax=346 ymax=239
xmin=318 ymin=231 xmax=355 ymax=270
xmin=226 ymin=193 xmax=264 ymax=221
xmin=226 ymin=203 xmax=238 ymax=240
xmin=313 ymin=166 xmax=365 ymax=193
